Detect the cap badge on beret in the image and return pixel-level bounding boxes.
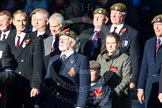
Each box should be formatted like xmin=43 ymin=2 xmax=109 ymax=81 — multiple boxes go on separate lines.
xmin=115 ymin=6 xmax=120 ymax=11
xmin=98 ymin=10 xmax=102 ymax=14
xmin=64 ymin=28 xmax=70 ymax=35
xmin=93 ymin=8 xmax=108 ymax=16
xmin=59 ymin=28 xmax=76 ymax=40
xmin=156 ymin=17 xmax=161 ymax=22
xmin=151 ymin=14 xmax=162 ymax=24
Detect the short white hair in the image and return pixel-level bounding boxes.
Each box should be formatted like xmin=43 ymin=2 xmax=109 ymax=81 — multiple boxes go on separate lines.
xmin=48 ymin=13 xmax=65 ymax=28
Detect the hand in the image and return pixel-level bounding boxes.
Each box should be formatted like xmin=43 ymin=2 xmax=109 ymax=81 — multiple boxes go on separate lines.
xmin=158 ymin=93 xmax=162 ymax=103
xmin=130 ymin=82 xmax=136 ymax=90
xmin=137 ymin=89 xmax=144 ymax=104
xmin=30 ymin=88 xmax=39 ymax=97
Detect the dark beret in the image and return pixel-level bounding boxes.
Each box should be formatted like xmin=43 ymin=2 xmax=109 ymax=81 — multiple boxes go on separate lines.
xmin=110 ymin=3 xmax=127 ymax=12
xmin=59 ymin=28 xmax=76 ymax=40
xmin=151 ymin=14 xmax=162 ymax=24
xmin=93 ymin=8 xmax=108 ymax=16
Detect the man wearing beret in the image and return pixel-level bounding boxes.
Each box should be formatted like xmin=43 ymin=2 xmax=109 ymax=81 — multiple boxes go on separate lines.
xmin=87 ymin=60 xmax=111 ymax=108
xmin=107 ymin=3 xmax=141 ymax=90
xmin=44 ymin=29 xmax=90 ymax=108
xmin=137 ymin=14 xmax=162 ymax=108
xmin=78 ymin=8 xmax=109 ymax=60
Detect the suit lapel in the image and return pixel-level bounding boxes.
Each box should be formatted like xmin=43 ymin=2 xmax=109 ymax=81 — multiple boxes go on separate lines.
xmin=150 ymin=38 xmax=156 ymax=62
xmin=119 ymin=25 xmax=128 ymax=39
xmin=44 ymin=36 xmax=53 ymax=56
xmin=61 ymin=53 xmax=77 ymax=75
xmin=15 ymin=34 xmax=30 ymax=59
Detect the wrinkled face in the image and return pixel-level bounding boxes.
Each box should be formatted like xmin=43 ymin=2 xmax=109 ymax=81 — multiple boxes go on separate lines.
xmin=31 ymin=14 xmax=37 ymax=29
xmin=13 ymin=13 xmax=27 ymax=32
xmin=0 ymin=15 xmax=12 ymax=32
xmin=106 ymin=36 xmax=118 ymax=55
xmin=93 ymin=14 xmax=107 ymax=29
xmin=153 ymin=22 xmax=162 ymax=38
xmin=110 ymin=10 xmax=125 ymax=25
xmin=90 ymin=69 xmax=100 ymax=82
xmin=35 ymin=12 xmax=48 ymax=31
xmin=59 ymin=35 xmax=72 ymax=51
xmin=49 ymin=20 xmax=62 ymax=36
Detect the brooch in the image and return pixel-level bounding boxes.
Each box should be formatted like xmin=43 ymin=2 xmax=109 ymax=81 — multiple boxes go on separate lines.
xmin=68 ymin=67 xmax=76 ymax=77
xmin=22 ymin=39 xmax=30 ymax=48
xmin=119 ymin=27 xmax=127 ymax=35
xmin=94 ymin=87 xmax=103 ymax=99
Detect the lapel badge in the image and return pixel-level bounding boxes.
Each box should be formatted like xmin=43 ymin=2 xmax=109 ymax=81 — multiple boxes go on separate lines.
xmin=70 ymin=58 xmax=75 ymax=64
xmin=122 ymin=40 xmax=128 ymax=47
xmin=22 ymin=39 xmax=30 ymax=48
xmin=68 ymin=67 xmax=76 ymax=77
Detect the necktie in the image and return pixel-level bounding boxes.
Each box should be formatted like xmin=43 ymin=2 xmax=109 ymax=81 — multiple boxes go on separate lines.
xmin=90 ymin=31 xmax=99 ymax=55
xmin=156 ymin=39 xmax=161 ymax=55
xmin=16 ymin=36 xmax=20 ymax=48
xmin=92 ymin=31 xmax=99 ymax=41
xmin=113 ymin=27 xmax=117 ymax=33
xmin=2 ymin=34 xmax=6 ymax=41
xmin=61 ymin=54 xmax=66 ymax=60
xmin=51 ymin=37 xmax=59 ymax=52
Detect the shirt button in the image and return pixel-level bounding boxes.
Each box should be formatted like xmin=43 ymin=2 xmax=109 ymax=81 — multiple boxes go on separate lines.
xmin=57 ymin=83 xmax=60 ymax=86
xmin=18 ymin=72 xmax=21 ymax=74
xmin=56 ymin=92 xmax=60 ymax=95
xmin=21 ymin=60 xmax=24 ymax=62
xmin=152 ymin=74 xmax=156 ymax=77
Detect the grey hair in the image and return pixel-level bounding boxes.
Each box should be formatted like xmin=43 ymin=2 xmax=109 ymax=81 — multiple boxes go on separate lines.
xmin=48 ymin=13 xmax=65 ymax=28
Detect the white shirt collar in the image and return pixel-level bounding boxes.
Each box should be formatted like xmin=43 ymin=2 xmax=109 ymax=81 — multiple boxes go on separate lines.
xmin=111 ymin=23 xmax=124 ymax=34
xmin=15 ymin=32 xmax=26 ymax=45
xmin=60 ymin=50 xmax=74 ymax=59
xmin=37 ymin=31 xmax=45 ymax=37
xmin=1 ymin=30 xmax=10 ymax=40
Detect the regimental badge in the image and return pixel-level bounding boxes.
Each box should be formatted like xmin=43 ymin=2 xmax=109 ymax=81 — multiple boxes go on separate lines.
xmin=122 ymin=40 xmax=128 ymax=47
xmin=70 ymin=58 xmax=75 ymax=64
xmin=98 ymin=10 xmax=102 ymax=14
xmin=115 ymin=6 xmax=120 ymax=11
xmin=68 ymin=67 xmax=76 ymax=77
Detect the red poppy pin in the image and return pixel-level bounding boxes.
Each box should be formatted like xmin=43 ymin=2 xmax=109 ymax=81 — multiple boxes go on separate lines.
xmin=64 ymin=28 xmax=70 ymax=35
xmin=119 ymin=28 xmax=127 ymax=35
xmin=0 ymin=92 xmax=2 ymax=99
xmin=68 ymin=67 xmax=76 ymax=77
xmin=22 ymin=39 xmax=30 ymax=48
xmin=94 ymin=87 xmax=103 ymax=99
xmin=109 ymin=65 xmax=118 ymax=72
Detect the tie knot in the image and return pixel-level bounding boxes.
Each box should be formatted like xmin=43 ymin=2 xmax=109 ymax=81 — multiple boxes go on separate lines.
xmin=2 ymin=33 xmax=6 ymax=40
xmin=61 ymin=54 xmax=66 ymax=60
xmin=113 ymin=27 xmax=117 ymax=33
xmin=92 ymin=31 xmax=99 ymax=41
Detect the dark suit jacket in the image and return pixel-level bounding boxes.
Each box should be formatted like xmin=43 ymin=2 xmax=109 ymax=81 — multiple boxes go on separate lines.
xmin=6 ymin=30 xmax=44 ymax=107
xmin=0 ymin=29 xmax=15 ymax=42
xmin=0 ymin=41 xmax=15 ymax=108
xmin=137 ymin=37 xmax=162 ymax=108
xmin=42 ymin=36 xmax=60 ymax=76
xmin=29 ymin=28 xmax=51 ymax=40
xmin=107 ymin=24 xmax=141 ymax=85
xmin=78 ymin=26 xmax=109 ymax=60
xmin=44 ymin=52 xmax=90 ymax=108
